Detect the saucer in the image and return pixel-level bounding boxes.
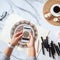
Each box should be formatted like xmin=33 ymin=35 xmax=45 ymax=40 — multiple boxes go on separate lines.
xmin=43 ymin=0 xmax=60 ymax=26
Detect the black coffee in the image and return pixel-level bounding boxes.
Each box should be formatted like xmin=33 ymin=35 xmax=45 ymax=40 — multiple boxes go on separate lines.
xmin=53 ymin=6 xmax=60 ymax=13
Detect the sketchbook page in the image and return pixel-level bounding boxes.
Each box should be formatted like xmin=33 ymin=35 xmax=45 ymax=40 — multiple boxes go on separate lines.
xmin=35 ymin=26 xmax=50 ymax=56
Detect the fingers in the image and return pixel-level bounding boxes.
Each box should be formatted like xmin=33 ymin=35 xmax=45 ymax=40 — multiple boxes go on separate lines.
xmin=13 ymin=31 xmax=23 ymax=42
xmin=26 ymin=32 xmax=35 ymax=47
xmin=29 ymin=32 xmax=34 ymax=46
xmin=30 ymin=32 xmax=34 ymax=41
xmin=30 ymin=32 xmax=33 ymax=38
xmin=16 ymin=34 xmax=23 ymax=41
xmin=14 ymin=32 xmax=22 ymax=37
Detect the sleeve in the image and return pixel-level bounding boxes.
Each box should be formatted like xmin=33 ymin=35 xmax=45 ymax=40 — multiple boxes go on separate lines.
xmin=58 ymin=56 xmax=60 ymax=60
xmin=26 ymin=57 xmax=37 ymax=60
xmin=0 ymin=53 xmax=10 ymax=60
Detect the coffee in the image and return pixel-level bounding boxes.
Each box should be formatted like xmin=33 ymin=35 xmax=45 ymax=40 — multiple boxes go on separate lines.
xmin=53 ymin=6 xmax=60 ymax=13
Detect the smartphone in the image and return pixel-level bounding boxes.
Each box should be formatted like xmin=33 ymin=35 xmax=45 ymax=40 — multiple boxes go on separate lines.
xmin=21 ymin=26 xmax=31 ymax=43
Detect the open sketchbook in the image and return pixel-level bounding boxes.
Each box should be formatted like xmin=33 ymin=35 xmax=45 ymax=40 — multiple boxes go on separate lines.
xmin=1 ymin=13 xmax=50 ymax=56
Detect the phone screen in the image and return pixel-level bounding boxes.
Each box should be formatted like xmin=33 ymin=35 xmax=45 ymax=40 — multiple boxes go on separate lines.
xmin=21 ymin=27 xmax=31 ymax=43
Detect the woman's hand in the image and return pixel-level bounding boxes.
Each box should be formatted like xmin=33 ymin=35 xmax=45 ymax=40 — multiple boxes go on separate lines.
xmin=10 ymin=32 xmax=22 ymax=47
xmin=27 ymin=33 xmax=36 ymax=57
xmin=27 ymin=33 xmax=35 ymax=48
xmin=4 ymin=32 xmax=22 ymax=57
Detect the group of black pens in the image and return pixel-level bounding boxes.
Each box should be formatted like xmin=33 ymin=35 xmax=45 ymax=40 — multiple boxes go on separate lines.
xmin=41 ymin=36 xmax=60 ymax=59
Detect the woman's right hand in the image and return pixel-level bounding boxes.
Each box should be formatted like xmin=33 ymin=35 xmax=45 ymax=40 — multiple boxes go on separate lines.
xmin=9 ymin=32 xmax=23 ymax=47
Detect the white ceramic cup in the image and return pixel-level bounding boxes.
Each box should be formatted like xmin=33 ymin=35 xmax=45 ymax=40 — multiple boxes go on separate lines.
xmin=50 ymin=4 xmax=60 ymax=17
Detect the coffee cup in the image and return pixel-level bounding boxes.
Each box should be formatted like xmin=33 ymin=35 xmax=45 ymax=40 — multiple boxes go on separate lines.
xmin=50 ymin=4 xmax=60 ymax=17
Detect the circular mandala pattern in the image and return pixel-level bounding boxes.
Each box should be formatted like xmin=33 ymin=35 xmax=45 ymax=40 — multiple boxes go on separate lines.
xmin=10 ymin=20 xmax=38 ymax=46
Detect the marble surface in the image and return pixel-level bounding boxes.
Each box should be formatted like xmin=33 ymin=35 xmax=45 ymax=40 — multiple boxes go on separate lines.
xmin=0 ymin=0 xmax=60 ymax=60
